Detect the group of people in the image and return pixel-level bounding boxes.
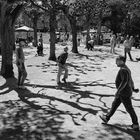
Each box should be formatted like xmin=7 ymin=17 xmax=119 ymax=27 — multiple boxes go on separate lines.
xmin=110 ymin=34 xmax=136 ymax=61
xmin=15 ymin=41 xmax=68 ymax=89
xmin=15 ymin=34 xmax=140 ymax=131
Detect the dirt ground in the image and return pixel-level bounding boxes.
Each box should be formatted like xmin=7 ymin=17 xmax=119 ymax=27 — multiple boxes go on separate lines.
xmin=0 ymin=43 xmax=140 ymax=140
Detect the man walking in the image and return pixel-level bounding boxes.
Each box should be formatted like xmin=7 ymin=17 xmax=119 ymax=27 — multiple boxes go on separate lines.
xmin=57 ymin=47 xmax=68 ymax=85
xmin=16 ymin=41 xmax=27 ymax=89
xmin=123 ymin=36 xmax=133 ymax=61
xmin=100 ymin=56 xmax=139 ymax=131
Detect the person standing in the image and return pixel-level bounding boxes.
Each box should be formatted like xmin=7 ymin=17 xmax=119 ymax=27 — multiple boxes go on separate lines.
xmin=57 ymin=47 xmax=68 ymax=85
xmin=16 ymin=41 xmax=27 ymax=89
xmin=123 ymin=36 xmax=133 ymax=61
xmin=100 ymin=56 xmax=139 ymax=131
xmin=38 ymin=34 xmax=43 ymax=55
xmin=116 ymin=33 xmax=121 ymax=48
xmin=77 ymin=38 xmax=81 ymax=47
xmin=110 ymin=34 xmax=116 ymax=54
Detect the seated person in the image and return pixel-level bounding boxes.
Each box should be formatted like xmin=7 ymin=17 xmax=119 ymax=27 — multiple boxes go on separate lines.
xmin=87 ymin=39 xmax=94 ymax=50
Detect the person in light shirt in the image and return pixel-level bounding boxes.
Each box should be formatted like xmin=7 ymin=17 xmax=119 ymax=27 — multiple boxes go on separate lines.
xmin=16 ymin=41 xmax=27 ymax=89
xmin=123 ymin=35 xmax=133 ymax=61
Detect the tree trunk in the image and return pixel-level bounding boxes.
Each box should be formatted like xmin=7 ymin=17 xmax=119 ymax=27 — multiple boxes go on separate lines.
xmin=33 ymin=17 xmax=38 ymax=47
xmin=0 ymin=20 xmax=14 ymax=78
xmin=70 ymin=18 xmax=78 ymax=53
xmin=0 ymin=2 xmax=24 ymax=78
xmin=48 ymin=9 xmax=56 ymax=61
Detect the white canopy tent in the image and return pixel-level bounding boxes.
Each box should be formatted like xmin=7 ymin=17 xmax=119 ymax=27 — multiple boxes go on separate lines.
xmin=82 ymin=29 xmax=97 ymax=34
xmin=15 ymin=26 xmax=34 ymax=45
xmin=15 ymin=26 xmax=33 ymax=32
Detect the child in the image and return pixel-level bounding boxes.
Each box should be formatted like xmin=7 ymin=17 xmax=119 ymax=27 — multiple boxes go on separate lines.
xmin=16 ymin=41 xmax=27 ymax=89
xmin=100 ymin=56 xmax=139 ymax=131
xmin=57 ymin=47 xmax=68 ymax=85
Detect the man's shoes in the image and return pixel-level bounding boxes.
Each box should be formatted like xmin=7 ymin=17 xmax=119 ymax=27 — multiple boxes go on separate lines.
xmin=131 ymin=124 xmax=139 ymax=131
xmin=99 ymin=115 xmax=109 ymax=124
xmin=62 ymin=78 xmax=67 ymax=83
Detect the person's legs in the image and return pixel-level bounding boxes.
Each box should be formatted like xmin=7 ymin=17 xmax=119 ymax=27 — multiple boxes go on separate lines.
xmin=110 ymin=45 xmax=113 ymax=53
xmin=121 ymin=97 xmax=138 ymax=125
xmin=17 ymin=68 xmax=22 ymax=86
xmin=106 ymin=97 xmax=121 ymax=120
xmin=20 ymin=70 xmax=27 ymax=86
xmin=113 ymin=46 xmax=115 ymax=54
xmin=128 ymin=51 xmax=133 ymax=61
xmin=63 ymin=65 xmax=68 ymax=79
xmin=124 ymin=49 xmax=127 ymax=59
xmin=57 ymin=66 xmax=63 ymax=84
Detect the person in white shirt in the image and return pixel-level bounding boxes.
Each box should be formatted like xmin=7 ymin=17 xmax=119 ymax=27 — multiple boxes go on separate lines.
xmin=123 ymin=36 xmax=133 ymax=61
xmin=110 ymin=34 xmax=116 ymax=54
xmin=16 ymin=41 xmax=27 ymax=89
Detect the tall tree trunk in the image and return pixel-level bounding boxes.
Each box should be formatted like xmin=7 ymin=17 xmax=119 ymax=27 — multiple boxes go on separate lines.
xmin=33 ymin=17 xmax=38 ymax=47
xmin=0 ymin=20 xmax=14 ymax=78
xmin=0 ymin=2 xmax=24 ymax=78
xmin=70 ymin=18 xmax=78 ymax=53
xmin=48 ymin=9 xmax=56 ymax=61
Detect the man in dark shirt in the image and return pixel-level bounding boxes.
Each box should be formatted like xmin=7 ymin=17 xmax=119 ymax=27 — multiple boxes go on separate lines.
xmin=57 ymin=47 xmax=68 ymax=85
xmin=100 ymin=55 xmax=139 ymax=131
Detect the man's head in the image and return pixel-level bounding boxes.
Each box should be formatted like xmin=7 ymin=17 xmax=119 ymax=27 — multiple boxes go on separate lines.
xmin=116 ymin=55 xmax=126 ymax=67
xmin=64 ymin=47 xmax=68 ymax=52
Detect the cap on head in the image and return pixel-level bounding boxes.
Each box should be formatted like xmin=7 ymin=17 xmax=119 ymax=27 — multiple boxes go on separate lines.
xmin=116 ymin=55 xmax=126 ymax=63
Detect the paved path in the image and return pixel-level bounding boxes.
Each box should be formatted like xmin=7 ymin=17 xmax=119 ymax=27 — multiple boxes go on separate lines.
xmin=0 ymin=44 xmax=140 ymax=140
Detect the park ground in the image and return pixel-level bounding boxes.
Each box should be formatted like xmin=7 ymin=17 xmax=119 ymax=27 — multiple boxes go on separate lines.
xmin=0 ymin=42 xmax=140 ymax=140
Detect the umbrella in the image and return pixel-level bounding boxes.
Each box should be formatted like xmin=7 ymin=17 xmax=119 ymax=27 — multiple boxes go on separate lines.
xmin=15 ymin=26 xmax=33 ymax=32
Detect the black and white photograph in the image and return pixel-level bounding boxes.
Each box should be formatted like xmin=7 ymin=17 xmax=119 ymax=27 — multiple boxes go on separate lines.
xmin=0 ymin=0 xmax=140 ymax=139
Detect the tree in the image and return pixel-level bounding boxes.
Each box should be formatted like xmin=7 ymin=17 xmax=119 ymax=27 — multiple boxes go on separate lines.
xmin=0 ymin=0 xmax=24 ymax=78
xmin=102 ymin=0 xmax=126 ymax=34
xmin=24 ymin=3 xmax=44 ymax=47
xmin=30 ymin=0 xmax=57 ymax=61
xmin=60 ymin=0 xmax=85 ymax=53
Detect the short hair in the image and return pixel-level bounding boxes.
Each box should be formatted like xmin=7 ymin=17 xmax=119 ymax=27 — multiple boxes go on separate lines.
xmin=116 ymin=55 xmax=126 ymax=62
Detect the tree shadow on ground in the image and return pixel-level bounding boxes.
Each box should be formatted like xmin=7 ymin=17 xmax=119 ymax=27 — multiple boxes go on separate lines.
xmin=101 ymin=123 xmax=140 ymax=140
xmin=0 ymin=100 xmax=74 ymax=140
xmin=1 ymin=77 xmax=139 ymax=140
xmin=0 ymin=77 xmax=75 ymax=140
